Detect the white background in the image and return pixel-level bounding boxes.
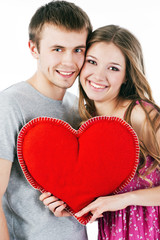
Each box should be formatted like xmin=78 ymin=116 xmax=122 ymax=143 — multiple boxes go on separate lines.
xmin=0 ymin=0 xmax=160 ymax=105
xmin=1 ymin=1 xmax=160 ymax=239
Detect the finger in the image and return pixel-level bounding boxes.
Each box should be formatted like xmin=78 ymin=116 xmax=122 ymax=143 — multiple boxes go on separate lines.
xmin=54 ymin=204 xmax=67 ymax=217
xmin=43 ymin=196 xmax=59 ymax=206
xmin=62 ymin=211 xmax=72 ymax=217
xmin=48 ymin=200 xmax=64 ymax=212
xmin=75 ymin=205 xmax=93 ymax=217
xmin=91 ymin=211 xmax=103 ymax=218
xmin=39 ymin=192 xmax=51 ymax=201
xmin=90 ymin=211 xmax=102 ymax=223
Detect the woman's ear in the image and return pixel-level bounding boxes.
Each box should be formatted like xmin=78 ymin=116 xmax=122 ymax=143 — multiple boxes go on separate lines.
xmin=28 ymin=40 xmax=39 ymax=59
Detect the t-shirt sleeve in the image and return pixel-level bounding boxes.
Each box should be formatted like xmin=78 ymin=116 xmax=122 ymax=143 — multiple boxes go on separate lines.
xmin=0 ymin=92 xmax=24 ymax=162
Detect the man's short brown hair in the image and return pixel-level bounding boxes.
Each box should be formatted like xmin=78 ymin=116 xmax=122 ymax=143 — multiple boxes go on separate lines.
xmin=29 ymin=0 xmax=92 ymax=51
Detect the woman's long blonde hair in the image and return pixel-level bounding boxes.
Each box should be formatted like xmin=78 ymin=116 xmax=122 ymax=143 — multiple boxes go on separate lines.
xmin=79 ymin=25 xmax=160 ymax=176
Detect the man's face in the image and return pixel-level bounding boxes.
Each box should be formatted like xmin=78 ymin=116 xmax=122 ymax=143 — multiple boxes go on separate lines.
xmin=32 ymin=24 xmax=88 ymax=99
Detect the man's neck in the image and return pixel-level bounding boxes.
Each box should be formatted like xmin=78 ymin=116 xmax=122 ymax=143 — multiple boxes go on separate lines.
xmin=27 ymin=73 xmax=66 ymax=101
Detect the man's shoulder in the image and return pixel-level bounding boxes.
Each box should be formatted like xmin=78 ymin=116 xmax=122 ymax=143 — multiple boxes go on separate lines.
xmin=0 ymin=81 xmax=26 ymax=99
xmin=0 ymin=82 xmax=29 ymax=112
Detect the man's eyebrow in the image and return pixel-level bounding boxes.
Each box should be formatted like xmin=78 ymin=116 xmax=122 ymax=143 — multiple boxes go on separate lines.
xmin=50 ymin=45 xmax=86 ymax=49
xmin=75 ymin=45 xmax=86 ymax=48
xmin=50 ymin=45 xmax=65 ymax=49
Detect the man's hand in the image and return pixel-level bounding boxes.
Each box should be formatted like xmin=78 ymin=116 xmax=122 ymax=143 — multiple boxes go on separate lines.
xmin=39 ymin=192 xmax=71 ymax=217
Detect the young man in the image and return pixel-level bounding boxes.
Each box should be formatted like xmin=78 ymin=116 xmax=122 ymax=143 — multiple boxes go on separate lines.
xmin=0 ymin=1 xmax=92 ymax=239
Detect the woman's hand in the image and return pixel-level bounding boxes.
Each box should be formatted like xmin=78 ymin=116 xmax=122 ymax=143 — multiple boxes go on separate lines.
xmin=75 ymin=194 xmax=129 ymax=223
xmin=39 ymin=192 xmax=71 ymax=217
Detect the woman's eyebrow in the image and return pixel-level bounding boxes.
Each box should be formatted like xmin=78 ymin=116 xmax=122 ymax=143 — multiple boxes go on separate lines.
xmin=86 ymin=55 xmax=97 ymax=59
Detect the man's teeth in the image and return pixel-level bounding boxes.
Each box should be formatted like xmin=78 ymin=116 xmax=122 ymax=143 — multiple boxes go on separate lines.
xmin=58 ymin=71 xmax=73 ymax=75
xmin=90 ymin=81 xmax=106 ymax=89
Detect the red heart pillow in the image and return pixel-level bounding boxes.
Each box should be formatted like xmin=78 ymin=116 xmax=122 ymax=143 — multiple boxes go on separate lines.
xmin=17 ymin=116 xmax=139 ymax=225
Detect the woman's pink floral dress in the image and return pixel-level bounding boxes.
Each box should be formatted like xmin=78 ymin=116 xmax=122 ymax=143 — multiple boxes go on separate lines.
xmin=98 ymin=156 xmax=160 ymax=240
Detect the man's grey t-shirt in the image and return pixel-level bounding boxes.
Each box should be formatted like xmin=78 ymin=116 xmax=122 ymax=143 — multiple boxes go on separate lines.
xmin=0 ymin=82 xmax=87 ymax=240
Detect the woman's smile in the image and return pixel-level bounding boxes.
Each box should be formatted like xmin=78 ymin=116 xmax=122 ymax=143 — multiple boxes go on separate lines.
xmin=88 ymin=79 xmax=108 ymax=91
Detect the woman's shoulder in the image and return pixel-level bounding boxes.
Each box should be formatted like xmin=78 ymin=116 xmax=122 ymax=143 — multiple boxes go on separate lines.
xmin=130 ymin=100 xmax=160 ymax=139
xmin=131 ymin=100 xmax=159 ymax=121
xmin=130 ymin=102 xmax=146 ymax=134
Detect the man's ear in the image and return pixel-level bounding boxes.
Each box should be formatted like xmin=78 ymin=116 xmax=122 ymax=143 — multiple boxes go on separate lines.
xmin=28 ymin=40 xmax=39 ymax=59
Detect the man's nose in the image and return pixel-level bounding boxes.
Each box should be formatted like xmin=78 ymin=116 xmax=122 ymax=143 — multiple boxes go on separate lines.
xmin=61 ymin=52 xmax=74 ymax=66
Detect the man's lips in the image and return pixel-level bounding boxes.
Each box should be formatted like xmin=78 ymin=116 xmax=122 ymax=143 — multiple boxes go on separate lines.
xmin=56 ymin=70 xmax=75 ymax=77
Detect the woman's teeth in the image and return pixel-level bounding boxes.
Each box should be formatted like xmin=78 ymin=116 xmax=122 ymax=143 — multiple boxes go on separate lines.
xmin=90 ymin=81 xmax=106 ymax=89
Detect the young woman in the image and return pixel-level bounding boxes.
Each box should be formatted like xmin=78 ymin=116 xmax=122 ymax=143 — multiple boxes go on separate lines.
xmin=40 ymin=25 xmax=160 ymax=239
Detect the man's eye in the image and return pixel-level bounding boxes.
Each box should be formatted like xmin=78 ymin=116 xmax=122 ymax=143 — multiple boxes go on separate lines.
xmin=109 ymin=66 xmax=119 ymax=71
xmin=75 ymin=49 xmax=82 ymax=53
xmin=54 ymin=48 xmax=62 ymax=52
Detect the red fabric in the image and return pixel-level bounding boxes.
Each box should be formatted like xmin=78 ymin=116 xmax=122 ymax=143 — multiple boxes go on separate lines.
xmin=17 ymin=116 xmax=139 ymax=225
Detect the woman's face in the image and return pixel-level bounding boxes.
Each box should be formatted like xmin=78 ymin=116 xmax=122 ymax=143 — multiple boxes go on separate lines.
xmin=80 ymin=42 xmax=126 ymax=104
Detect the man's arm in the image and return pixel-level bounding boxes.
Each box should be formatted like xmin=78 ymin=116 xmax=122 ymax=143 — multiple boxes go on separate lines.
xmin=0 ymin=158 xmax=12 ymax=240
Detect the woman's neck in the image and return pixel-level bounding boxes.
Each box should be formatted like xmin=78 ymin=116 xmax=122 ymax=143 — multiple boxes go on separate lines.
xmin=94 ymin=98 xmax=131 ymax=119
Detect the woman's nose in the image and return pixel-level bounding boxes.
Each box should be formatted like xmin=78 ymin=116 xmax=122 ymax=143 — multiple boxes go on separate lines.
xmin=93 ymin=67 xmax=107 ymax=82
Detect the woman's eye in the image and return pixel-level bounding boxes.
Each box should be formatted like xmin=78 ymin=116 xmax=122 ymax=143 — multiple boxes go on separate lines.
xmin=88 ymin=60 xmax=96 ymax=65
xmin=109 ymin=66 xmax=119 ymax=71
